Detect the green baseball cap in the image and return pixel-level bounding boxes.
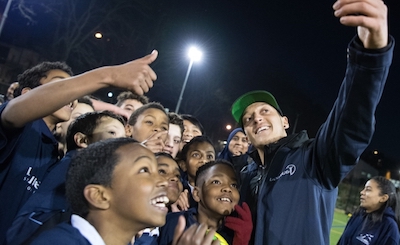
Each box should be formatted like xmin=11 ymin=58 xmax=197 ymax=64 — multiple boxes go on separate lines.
xmin=231 ymin=90 xmax=282 ymax=125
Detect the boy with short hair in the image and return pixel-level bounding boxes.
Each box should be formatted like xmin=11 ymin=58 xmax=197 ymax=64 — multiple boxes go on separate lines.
xmin=55 ymin=96 xmax=95 ymax=156
xmin=134 ymin=152 xmax=184 ymax=245
xmin=31 ymin=138 xmax=169 ymax=245
xmin=159 ymin=160 xmax=252 ymax=245
xmin=7 ymin=111 xmax=126 ymax=244
xmin=126 ymin=102 xmax=169 ymax=153
xmin=179 ymin=114 xmax=204 ymax=151
xmin=115 ymin=91 xmax=149 ymax=116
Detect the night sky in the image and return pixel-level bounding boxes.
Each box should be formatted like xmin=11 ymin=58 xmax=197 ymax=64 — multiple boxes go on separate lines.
xmin=1 ymin=0 xmax=399 ymax=163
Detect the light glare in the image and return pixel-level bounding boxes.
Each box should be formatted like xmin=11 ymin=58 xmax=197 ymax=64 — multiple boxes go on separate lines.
xmin=188 ymin=47 xmax=202 ymax=62
xmin=95 ymin=32 xmax=103 ymax=39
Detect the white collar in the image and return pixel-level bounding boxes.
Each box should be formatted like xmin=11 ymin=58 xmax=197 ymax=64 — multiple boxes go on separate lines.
xmin=141 ymin=227 xmax=160 ymax=237
xmin=71 ymin=214 xmax=106 ymax=245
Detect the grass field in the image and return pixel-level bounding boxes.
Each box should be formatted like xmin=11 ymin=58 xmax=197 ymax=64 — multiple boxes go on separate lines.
xmin=330 ymin=209 xmax=350 ymax=245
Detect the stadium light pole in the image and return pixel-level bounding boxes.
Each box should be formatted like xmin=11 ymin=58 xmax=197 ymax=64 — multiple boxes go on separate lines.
xmin=0 ymin=0 xmax=13 ymax=38
xmin=175 ymin=46 xmax=202 ymax=113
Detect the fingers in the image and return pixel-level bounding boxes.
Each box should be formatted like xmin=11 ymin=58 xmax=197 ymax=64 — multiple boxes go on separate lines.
xmin=141 ymin=131 xmax=168 ymax=153
xmin=236 ymin=203 xmax=252 ymax=222
xmin=143 ymin=50 xmax=159 ymax=65
xmin=176 ymin=190 xmax=190 ymax=211
xmin=172 ymin=216 xmax=186 ymax=245
xmin=170 ymin=189 xmax=190 ymax=212
xmin=172 ymin=220 xmax=220 ymax=245
xmin=332 ymin=0 xmax=388 ymax=48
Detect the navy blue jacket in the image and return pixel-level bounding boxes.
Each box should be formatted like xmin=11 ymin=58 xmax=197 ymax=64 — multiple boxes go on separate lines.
xmin=240 ymin=36 xmax=395 ymax=245
xmin=0 ymin=103 xmax=59 ymax=244
xmin=6 ymin=150 xmax=76 ymax=245
xmin=338 ymin=207 xmax=399 ymax=245
xmin=30 ymin=222 xmax=91 ymax=245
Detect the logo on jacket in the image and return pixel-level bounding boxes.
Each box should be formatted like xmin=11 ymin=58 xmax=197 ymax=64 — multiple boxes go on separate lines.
xmin=356 ymin=233 xmax=374 ymax=245
xmin=269 ymin=164 xmax=296 ymax=182
xmin=23 ymin=167 xmax=41 ymax=192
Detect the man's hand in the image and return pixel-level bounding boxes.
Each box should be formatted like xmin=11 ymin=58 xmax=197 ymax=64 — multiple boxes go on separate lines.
xmin=333 ymin=0 xmax=388 ymax=49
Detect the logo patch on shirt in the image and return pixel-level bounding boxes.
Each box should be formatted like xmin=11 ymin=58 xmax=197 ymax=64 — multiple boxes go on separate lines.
xmin=269 ymin=164 xmax=296 ymax=182
xmin=23 ymin=167 xmax=41 ymax=192
xmin=356 ymin=233 xmax=374 ymax=245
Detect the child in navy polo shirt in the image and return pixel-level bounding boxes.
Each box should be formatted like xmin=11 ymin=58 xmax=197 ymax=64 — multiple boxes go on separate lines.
xmin=134 ymin=153 xmax=184 ymax=245
xmin=0 ymin=50 xmax=158 ymax=243
xmin=7 ymin=111 xmax=126 ymax=245
xmin=159 ymin=159 xmax=252 ymax=245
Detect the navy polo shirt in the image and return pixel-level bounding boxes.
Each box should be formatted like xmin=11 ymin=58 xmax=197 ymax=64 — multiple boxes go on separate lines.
xmin=0 ymin=103 xmax=59 ymax=243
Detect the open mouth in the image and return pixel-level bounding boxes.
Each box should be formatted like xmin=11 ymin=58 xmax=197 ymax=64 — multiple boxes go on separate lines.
xmin=163 ymin=149 xmax=172 ymax=155
xmin=217 ymin=197 xmax=232 ymax=203
xmin=151 ymin=195 xmax=169 ymax=208
xmin=256 ymin=126 xmax=269 ymax=134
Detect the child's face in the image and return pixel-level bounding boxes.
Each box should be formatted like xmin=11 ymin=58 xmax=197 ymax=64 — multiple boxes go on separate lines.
xmin=56 ymin=103 xmax=94 ymax=141
xmin=185 ymin=142 xmax=215 ymax=182
xmin=194 ymin=164 xmax=240 ymax=217
xmin=108 ymin=143 xmax=169 ymax=229
xmin=130 ymin=108 xmax=169 ymax=142
xmin=163 ymin=123 xmax=182 ymax=158
xmin=157 ymin=155 xmax=183 ymax=204
xmin=180 ymin=120 xmax=202 ymax=150
xmin=88 ymin=117 xmax=126 ymax=144
xmin=119 ymin=99 xmax=144 ymax=117
xmin=40 ymin=69 xmax=76 ymax=123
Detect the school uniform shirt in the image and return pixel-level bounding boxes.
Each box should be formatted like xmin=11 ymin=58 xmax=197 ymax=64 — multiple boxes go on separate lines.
xmin=6 ymin=150 xmax=77 ymax=245
xmin=134 ymin=228 xmax=159 ymax=245
xmin=338 ymin=207 xmax=399 ymax=245
xmin=0 ymin=103 xmax=59 ymax=243
xmin=31 ymin=214 xmax=106 ymax=245
xmin=182 ymin=178 xmax=198 ymax=209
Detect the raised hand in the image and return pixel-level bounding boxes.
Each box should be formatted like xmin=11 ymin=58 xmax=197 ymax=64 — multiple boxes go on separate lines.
xmin=172 ymin=216 xmax=220 ymax=245
xmin=224 ymin=202 xmax=253 ymax=245
xmin=107 ymin=50 xmax=158 ymax=95
xmin=333 ymin=0 xmax=388 ymax=49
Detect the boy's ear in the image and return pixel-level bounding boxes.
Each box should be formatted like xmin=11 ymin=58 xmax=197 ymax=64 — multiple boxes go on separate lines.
xmin=177 ymin=159 xmax=187 ymax=172
xmin=83 ymin=184 xmax=111 ymax=210
xmin=74 ymin=132 xmax=89 ymax=148
xmin=192 ymin=186 xmax=201 ymax=203
xmin=21 ymin=87 xmax=31 ymax=95
xmin=125 ymin=124 xmax=133 ymax=138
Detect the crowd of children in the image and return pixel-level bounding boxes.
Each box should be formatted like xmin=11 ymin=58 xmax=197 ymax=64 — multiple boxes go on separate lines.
xmin=0 ymin=58 xmax=253 ymax=245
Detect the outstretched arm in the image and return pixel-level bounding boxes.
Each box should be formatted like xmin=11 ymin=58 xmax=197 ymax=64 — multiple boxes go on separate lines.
xmin=1 ymin=50 xmax=158 ymax=129
xmin=333 ymin=0 xmax=388 ymax=49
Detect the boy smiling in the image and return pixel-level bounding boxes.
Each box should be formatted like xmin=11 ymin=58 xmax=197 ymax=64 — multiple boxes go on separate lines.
xmin=31 ymin=138 xmax=169 ymax=245
xmin=159 ymin=160 xmax=252 ymax=245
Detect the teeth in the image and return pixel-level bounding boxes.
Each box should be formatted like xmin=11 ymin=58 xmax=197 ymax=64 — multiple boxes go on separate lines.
xmin=256 ymin=126 xmax=268 ymax=134
xmin=151 ymin=196 xmax=169 ymax=207
xmin=218 ymin=197 xmax=232 ymax=202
